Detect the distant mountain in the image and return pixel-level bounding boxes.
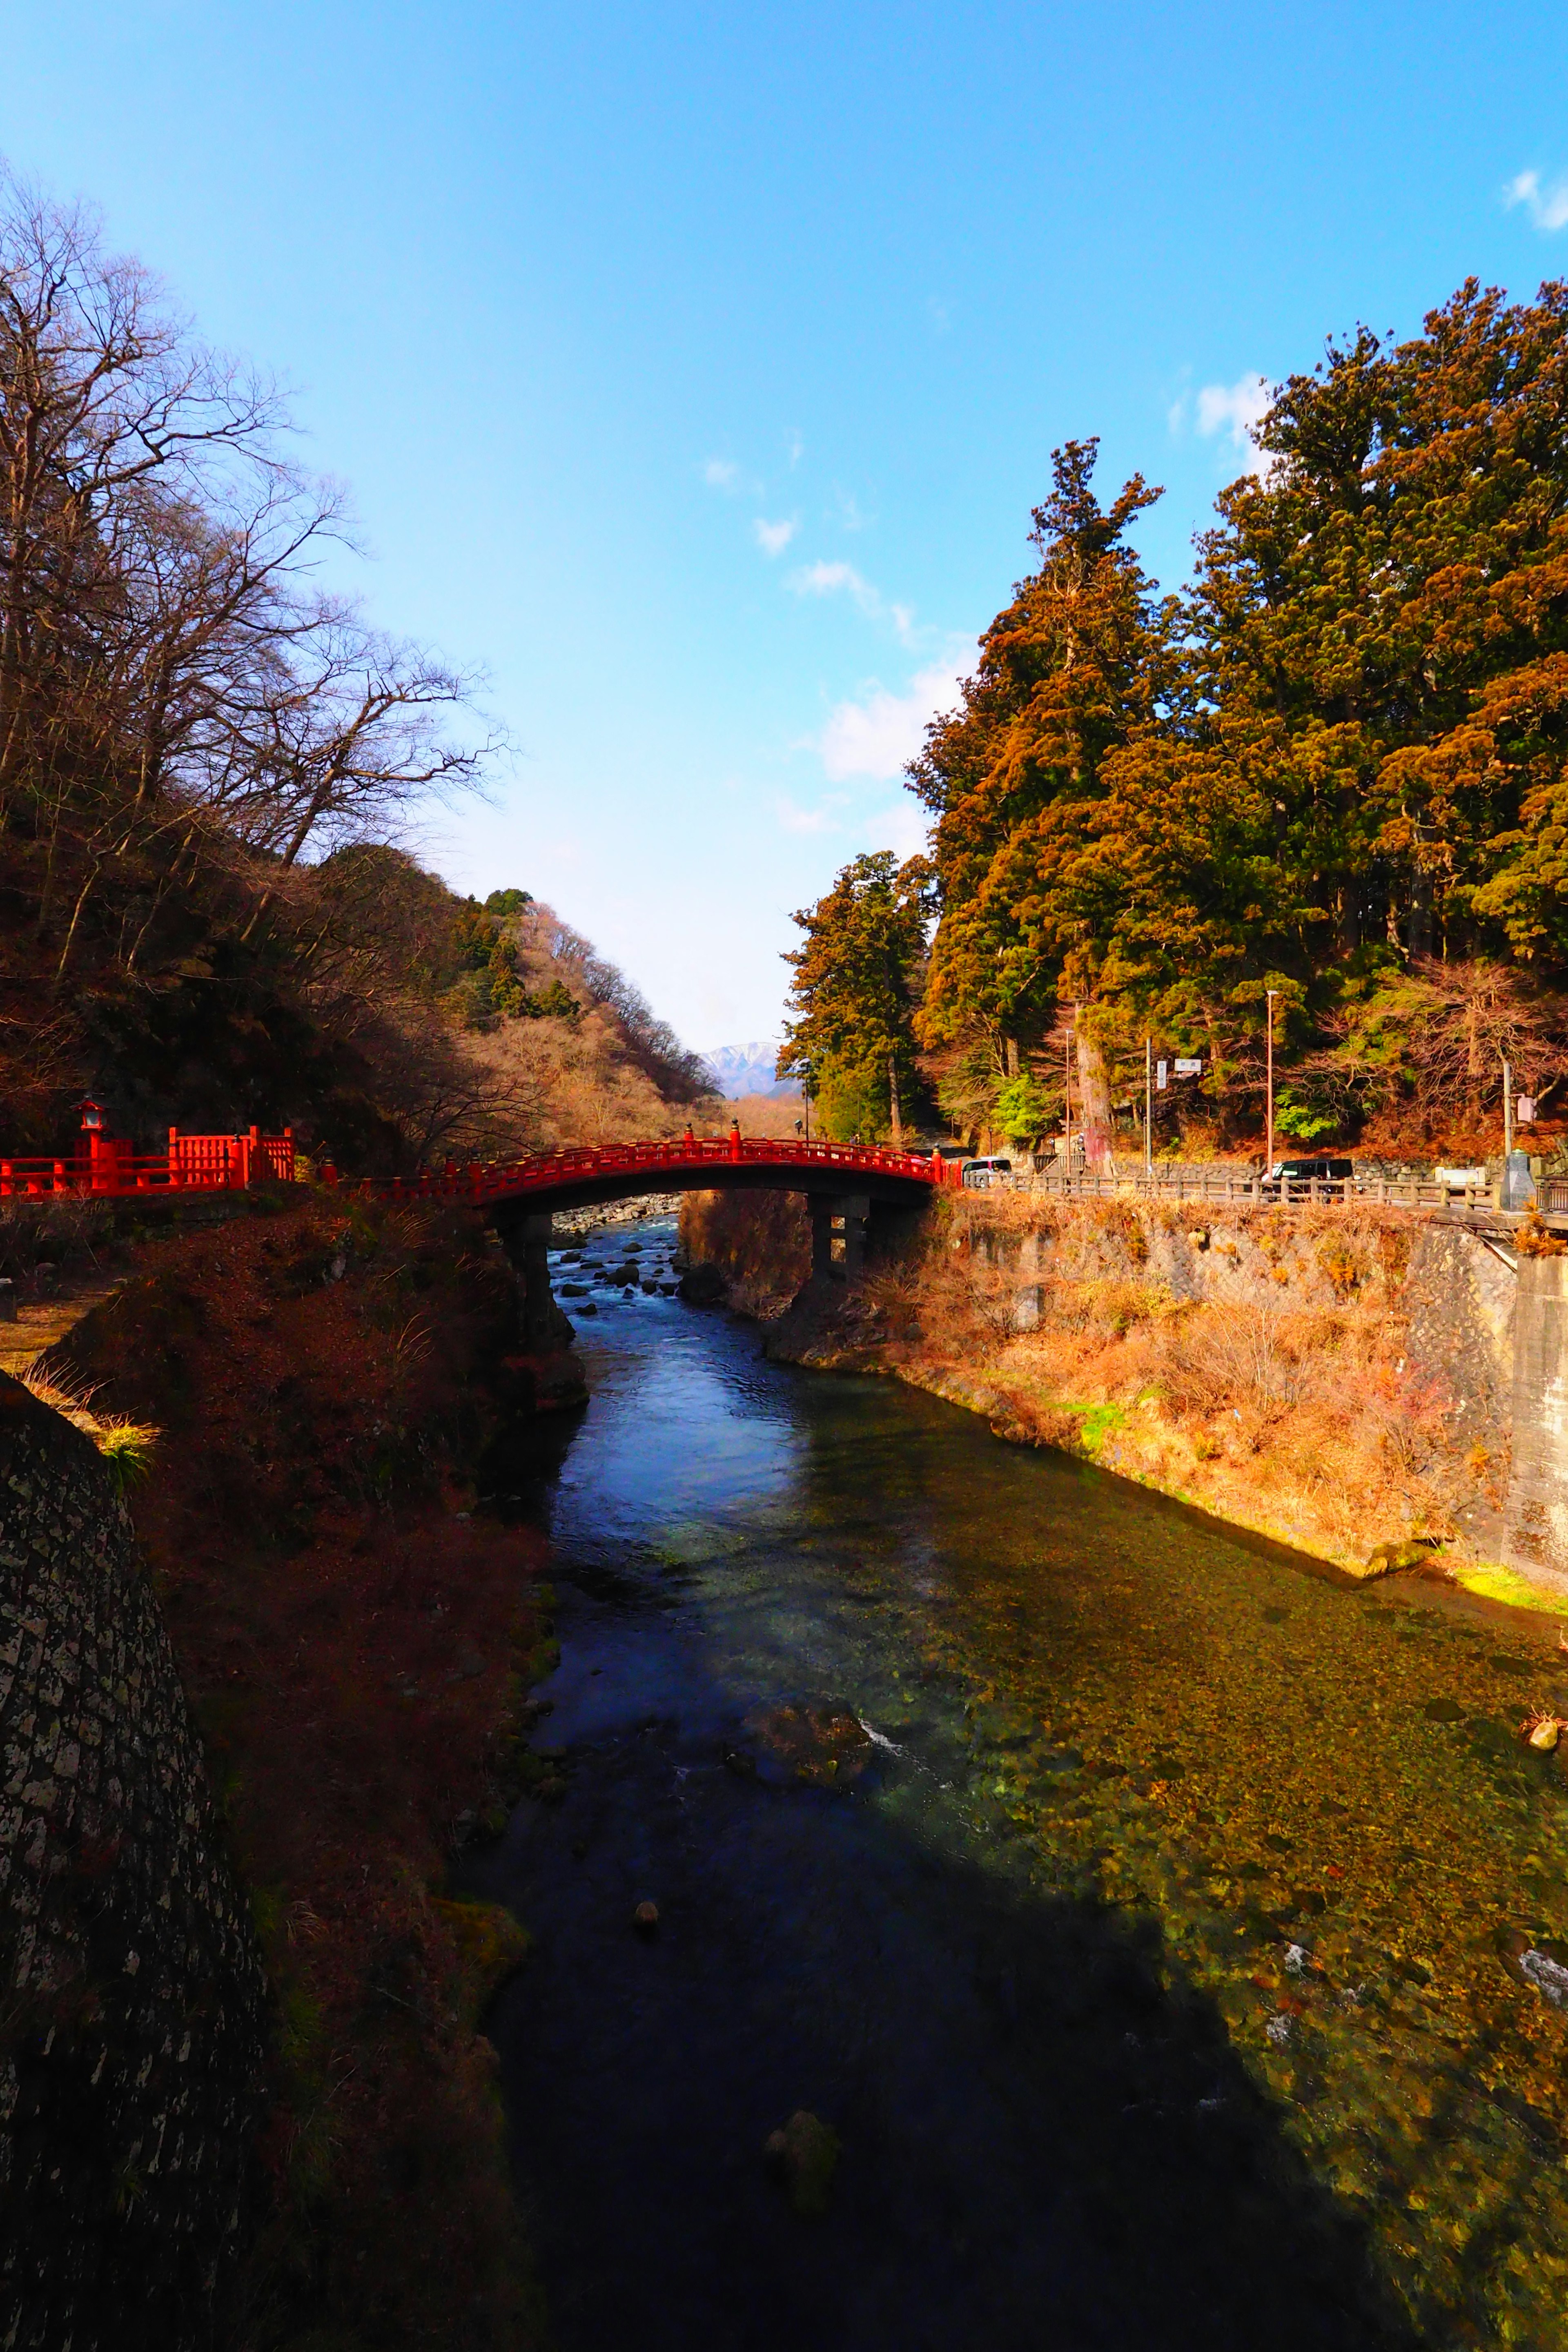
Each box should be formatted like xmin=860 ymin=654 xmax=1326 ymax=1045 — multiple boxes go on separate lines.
xmin=700 ymin=1040 xmax=800 ymax=1098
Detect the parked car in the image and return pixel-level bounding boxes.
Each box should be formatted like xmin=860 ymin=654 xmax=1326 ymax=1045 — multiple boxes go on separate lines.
xmin=961 ymin=1156 xmax=1013 ymax=1189
xmin=1263 ymin=1154 xmax=1354 ymax=1194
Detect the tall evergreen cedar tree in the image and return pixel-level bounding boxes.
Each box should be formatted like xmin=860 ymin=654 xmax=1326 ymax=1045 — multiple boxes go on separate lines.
xmin=791 ymin=281 xmax=1568 ymax=1153
xmin=778 ymin=851 xmax=931 ymax=1143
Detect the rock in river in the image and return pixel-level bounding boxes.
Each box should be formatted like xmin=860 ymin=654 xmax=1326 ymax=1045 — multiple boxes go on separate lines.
xmin=763 ymin=2109 xmax=841 ymax=2218
xmin=678 ymin=1262 xmax=729 ymax=1307
xmin=735 ymin=1702 xmax=873 ymax=1788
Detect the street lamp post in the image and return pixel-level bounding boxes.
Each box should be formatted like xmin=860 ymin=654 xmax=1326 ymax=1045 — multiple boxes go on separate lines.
xmin=1265 ymin=991 xmax=1278 ymax=1175
xmin=1144 ymin=1037 xmax=1153 ymax=1179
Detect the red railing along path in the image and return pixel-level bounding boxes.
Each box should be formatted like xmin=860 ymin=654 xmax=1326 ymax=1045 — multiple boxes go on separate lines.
xmin=0 ymin=1126 xmax=957 ymax=1205
xmin=0 ymin=1126 xmax=296 ymax=1199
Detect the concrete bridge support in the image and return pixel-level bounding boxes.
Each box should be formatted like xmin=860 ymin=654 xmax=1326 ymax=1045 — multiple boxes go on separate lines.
xmin=509 ymin=1213 xmax=567 ymax=1351
xmin=811 ymin=1194 xmax=870 ymax=1283
xmin=494 ymin=1214 xmax=584 ymax=1413
xmin=808 ymin=1194 xmax=926 ymax=1284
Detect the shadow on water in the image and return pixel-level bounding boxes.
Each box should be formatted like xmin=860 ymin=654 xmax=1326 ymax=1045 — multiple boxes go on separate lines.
xmin=465 ymin=1215 xmax=1566 ymax=2350
xmin=480 ymin=1704 xmax=1413 ymax=2352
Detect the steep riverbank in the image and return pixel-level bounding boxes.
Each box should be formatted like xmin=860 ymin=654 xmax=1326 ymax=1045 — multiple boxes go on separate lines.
xmin=36 ymin=1192 xmax=554 ymax=2350
xmin=685 ymin=1188 xmax=1534 ymax=1593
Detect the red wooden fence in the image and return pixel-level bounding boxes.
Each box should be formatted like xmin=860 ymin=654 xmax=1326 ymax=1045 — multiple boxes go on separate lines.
xmin=0 ymin=1126 xmax=296 ymax=1199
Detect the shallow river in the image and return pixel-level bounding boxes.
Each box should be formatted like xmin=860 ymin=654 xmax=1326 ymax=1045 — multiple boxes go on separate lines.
xmin=472 ymin=1214 xmax=1568 ymax=2351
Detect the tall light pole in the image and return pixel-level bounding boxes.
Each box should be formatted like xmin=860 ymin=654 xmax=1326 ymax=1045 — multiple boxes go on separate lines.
xmin=1144 ymin=1036 xmax=1153 ymax=1179
xmin=1265 ymin=990 xmax=1278 ymax=1174
xmin=1063 ymin=1013 xmax=1074 ymax=1177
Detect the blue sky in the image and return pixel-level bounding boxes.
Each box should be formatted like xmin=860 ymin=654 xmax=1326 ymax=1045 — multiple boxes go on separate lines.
xmin=5 ymin=1 xmax=1568 ymax=1047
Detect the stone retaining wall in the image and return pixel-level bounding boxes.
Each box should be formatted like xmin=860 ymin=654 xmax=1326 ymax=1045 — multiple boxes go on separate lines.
xmin=0 ymin=1372 xmax=266 ymax=2352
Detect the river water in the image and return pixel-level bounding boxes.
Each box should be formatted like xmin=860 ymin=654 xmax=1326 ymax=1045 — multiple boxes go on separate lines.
xmin=473 ymin=1214 xmax=1568 ymax=2351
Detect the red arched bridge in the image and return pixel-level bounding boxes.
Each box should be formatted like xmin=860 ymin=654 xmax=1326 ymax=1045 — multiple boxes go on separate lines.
xmin=0 ymin=1126 xmax=959 ymax=1209
xmin=0 ymin=1124 xmax=960 ymax=1345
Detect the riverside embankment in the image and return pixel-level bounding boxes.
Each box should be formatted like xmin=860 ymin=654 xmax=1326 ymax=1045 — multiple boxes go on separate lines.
xmin=3 ymin=1190 xmax=555 ymax=2352
xmin=682 ymin=1185 xmax=1556 ymax=1597
xmin=479 ymin=1211 xmax=1568 ymax=2350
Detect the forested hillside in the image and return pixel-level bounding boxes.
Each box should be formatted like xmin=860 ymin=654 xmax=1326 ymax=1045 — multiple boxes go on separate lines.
xmin=0 ymin=175 xmax=712 ymax=1165
xmin=788 ymin=281 xmax=1568 ymax=1159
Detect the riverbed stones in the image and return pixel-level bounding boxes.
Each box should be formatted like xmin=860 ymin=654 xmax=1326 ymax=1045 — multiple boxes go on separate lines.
xmin=763 ymin=2109 xmax=840 ymax=2217
xmin=738 ymin=1702 xmax=873 ymax=1788
xmin=677 ymin=1263 xmax=728 ymax=1307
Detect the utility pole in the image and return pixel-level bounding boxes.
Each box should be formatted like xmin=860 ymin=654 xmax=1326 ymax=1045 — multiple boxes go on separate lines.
xmin=1265 ymin=990 xmax=1278 ymax=1174
xmin=1146 ymin=1038 xmax=1156 ymax=1178
xmin=1504 ymin=1058 xmax=1514 ymax=1164
xmin=1063 ymin=1016 xmax=1073 ymax=1178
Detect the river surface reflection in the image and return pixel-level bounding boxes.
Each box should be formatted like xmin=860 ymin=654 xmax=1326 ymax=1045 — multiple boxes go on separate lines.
xmin=474 ymin=1216 xmax=1568 ymax=2351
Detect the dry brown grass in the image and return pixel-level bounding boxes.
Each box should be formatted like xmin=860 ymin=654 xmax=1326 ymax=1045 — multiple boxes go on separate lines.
xmin=842 ymin=1200 xmax=1465 ymax=1566
xmin=472 ymin=1007 xmax=707 ymax=1149
xmin=45 ymin=1197 xmax=552 ymax=2350
xmin=679 ymin=1187 xmax=811 ymax=1313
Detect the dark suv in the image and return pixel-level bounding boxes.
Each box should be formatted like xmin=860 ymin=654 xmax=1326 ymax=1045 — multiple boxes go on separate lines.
xmin=1264 ymin=1154 xmax=1354 ymax=1194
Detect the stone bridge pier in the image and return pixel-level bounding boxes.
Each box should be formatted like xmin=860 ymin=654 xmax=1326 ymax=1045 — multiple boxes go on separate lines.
xmin=809 ymin=1194 xmax=923 ymax=1285
xmin=507 ymin=1212 xmax=572 ymax=1352
xmin=492 ymin=1212 xmax=587 ymax=1414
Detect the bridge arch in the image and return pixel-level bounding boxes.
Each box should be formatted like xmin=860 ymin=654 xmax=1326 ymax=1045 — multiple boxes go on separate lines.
xmin=365 ymin=1138 xmax=958 ymax=1349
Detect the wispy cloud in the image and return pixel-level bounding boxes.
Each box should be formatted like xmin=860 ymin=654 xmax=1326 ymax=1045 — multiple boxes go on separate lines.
xmin=1169 ymin=372 xmax=1272 ymax=476
xmin=785 ymin=428 xmax=804 ymax=468
xmin=791 ymin=558 xmax=871 ymax=602
xmin=1506 ymin=169 xmax=1568 ymax=231
xmin=819 ymin=655 xmax=967 ymax=782
xmin=1196 ymin=373 xmax=1272 ymax=451
xmin=702 ymin=457 xmax=741 ymax=489
xmin=754 ymin=516 xmax=797 ymax=557
xmin=787 ymin=559 xmax=917 ymax=644
xmin=775 ymin=793 xmax=844 ymax=834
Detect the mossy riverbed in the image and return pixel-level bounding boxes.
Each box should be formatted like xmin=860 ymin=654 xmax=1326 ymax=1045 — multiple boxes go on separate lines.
xmin=481 ymin=1216 xmax=1568 ymax=2350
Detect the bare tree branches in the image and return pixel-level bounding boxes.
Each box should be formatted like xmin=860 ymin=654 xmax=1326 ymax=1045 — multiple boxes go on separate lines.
xmin=0 ymin=163 xmax=497 ymax=1003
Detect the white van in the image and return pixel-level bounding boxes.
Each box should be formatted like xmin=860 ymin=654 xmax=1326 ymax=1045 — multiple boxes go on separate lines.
xmin=962 ymin=1156 xmax=1013 ymax=1190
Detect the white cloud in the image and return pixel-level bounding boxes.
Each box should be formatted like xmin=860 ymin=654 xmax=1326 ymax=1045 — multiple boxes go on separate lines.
xmin=867 ymin=797 xmax=933 ymax=860
xmin=775 ymin=794 xmax=843 ymax=834
xmin=786 ymin=559 xmax=918 ymax=643
xmin=703 ymin=457 xmax=741 ymax=489
xmin=754 ymin=516 xmax=797 ymax=557
xmin=1196 ymin=373 xmax=1272 ymax=450
xmin=785 ymin=428 xmax=804 ymax=467
xmin=1507 ymin=169 xmax=1568 ymax=230
xmin=819 ymin=656 xmax=967 ymax=782
xmin=791 ymin=558 xmax=871 ymax=603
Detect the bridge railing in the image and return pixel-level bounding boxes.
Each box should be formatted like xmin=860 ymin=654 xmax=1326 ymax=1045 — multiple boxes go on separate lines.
xmin=320 ymin=1136 xmax=962 ymax=1202
xmin=1027 ymin=1167 xmax=1502 ymax=1211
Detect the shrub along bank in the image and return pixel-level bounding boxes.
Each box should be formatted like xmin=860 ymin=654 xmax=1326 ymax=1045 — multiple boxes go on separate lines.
xmin=41 ymin=1192 xmax=554 ymax=2352
xmin=687 ymin=1187 xmax=1518 ymax=1585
